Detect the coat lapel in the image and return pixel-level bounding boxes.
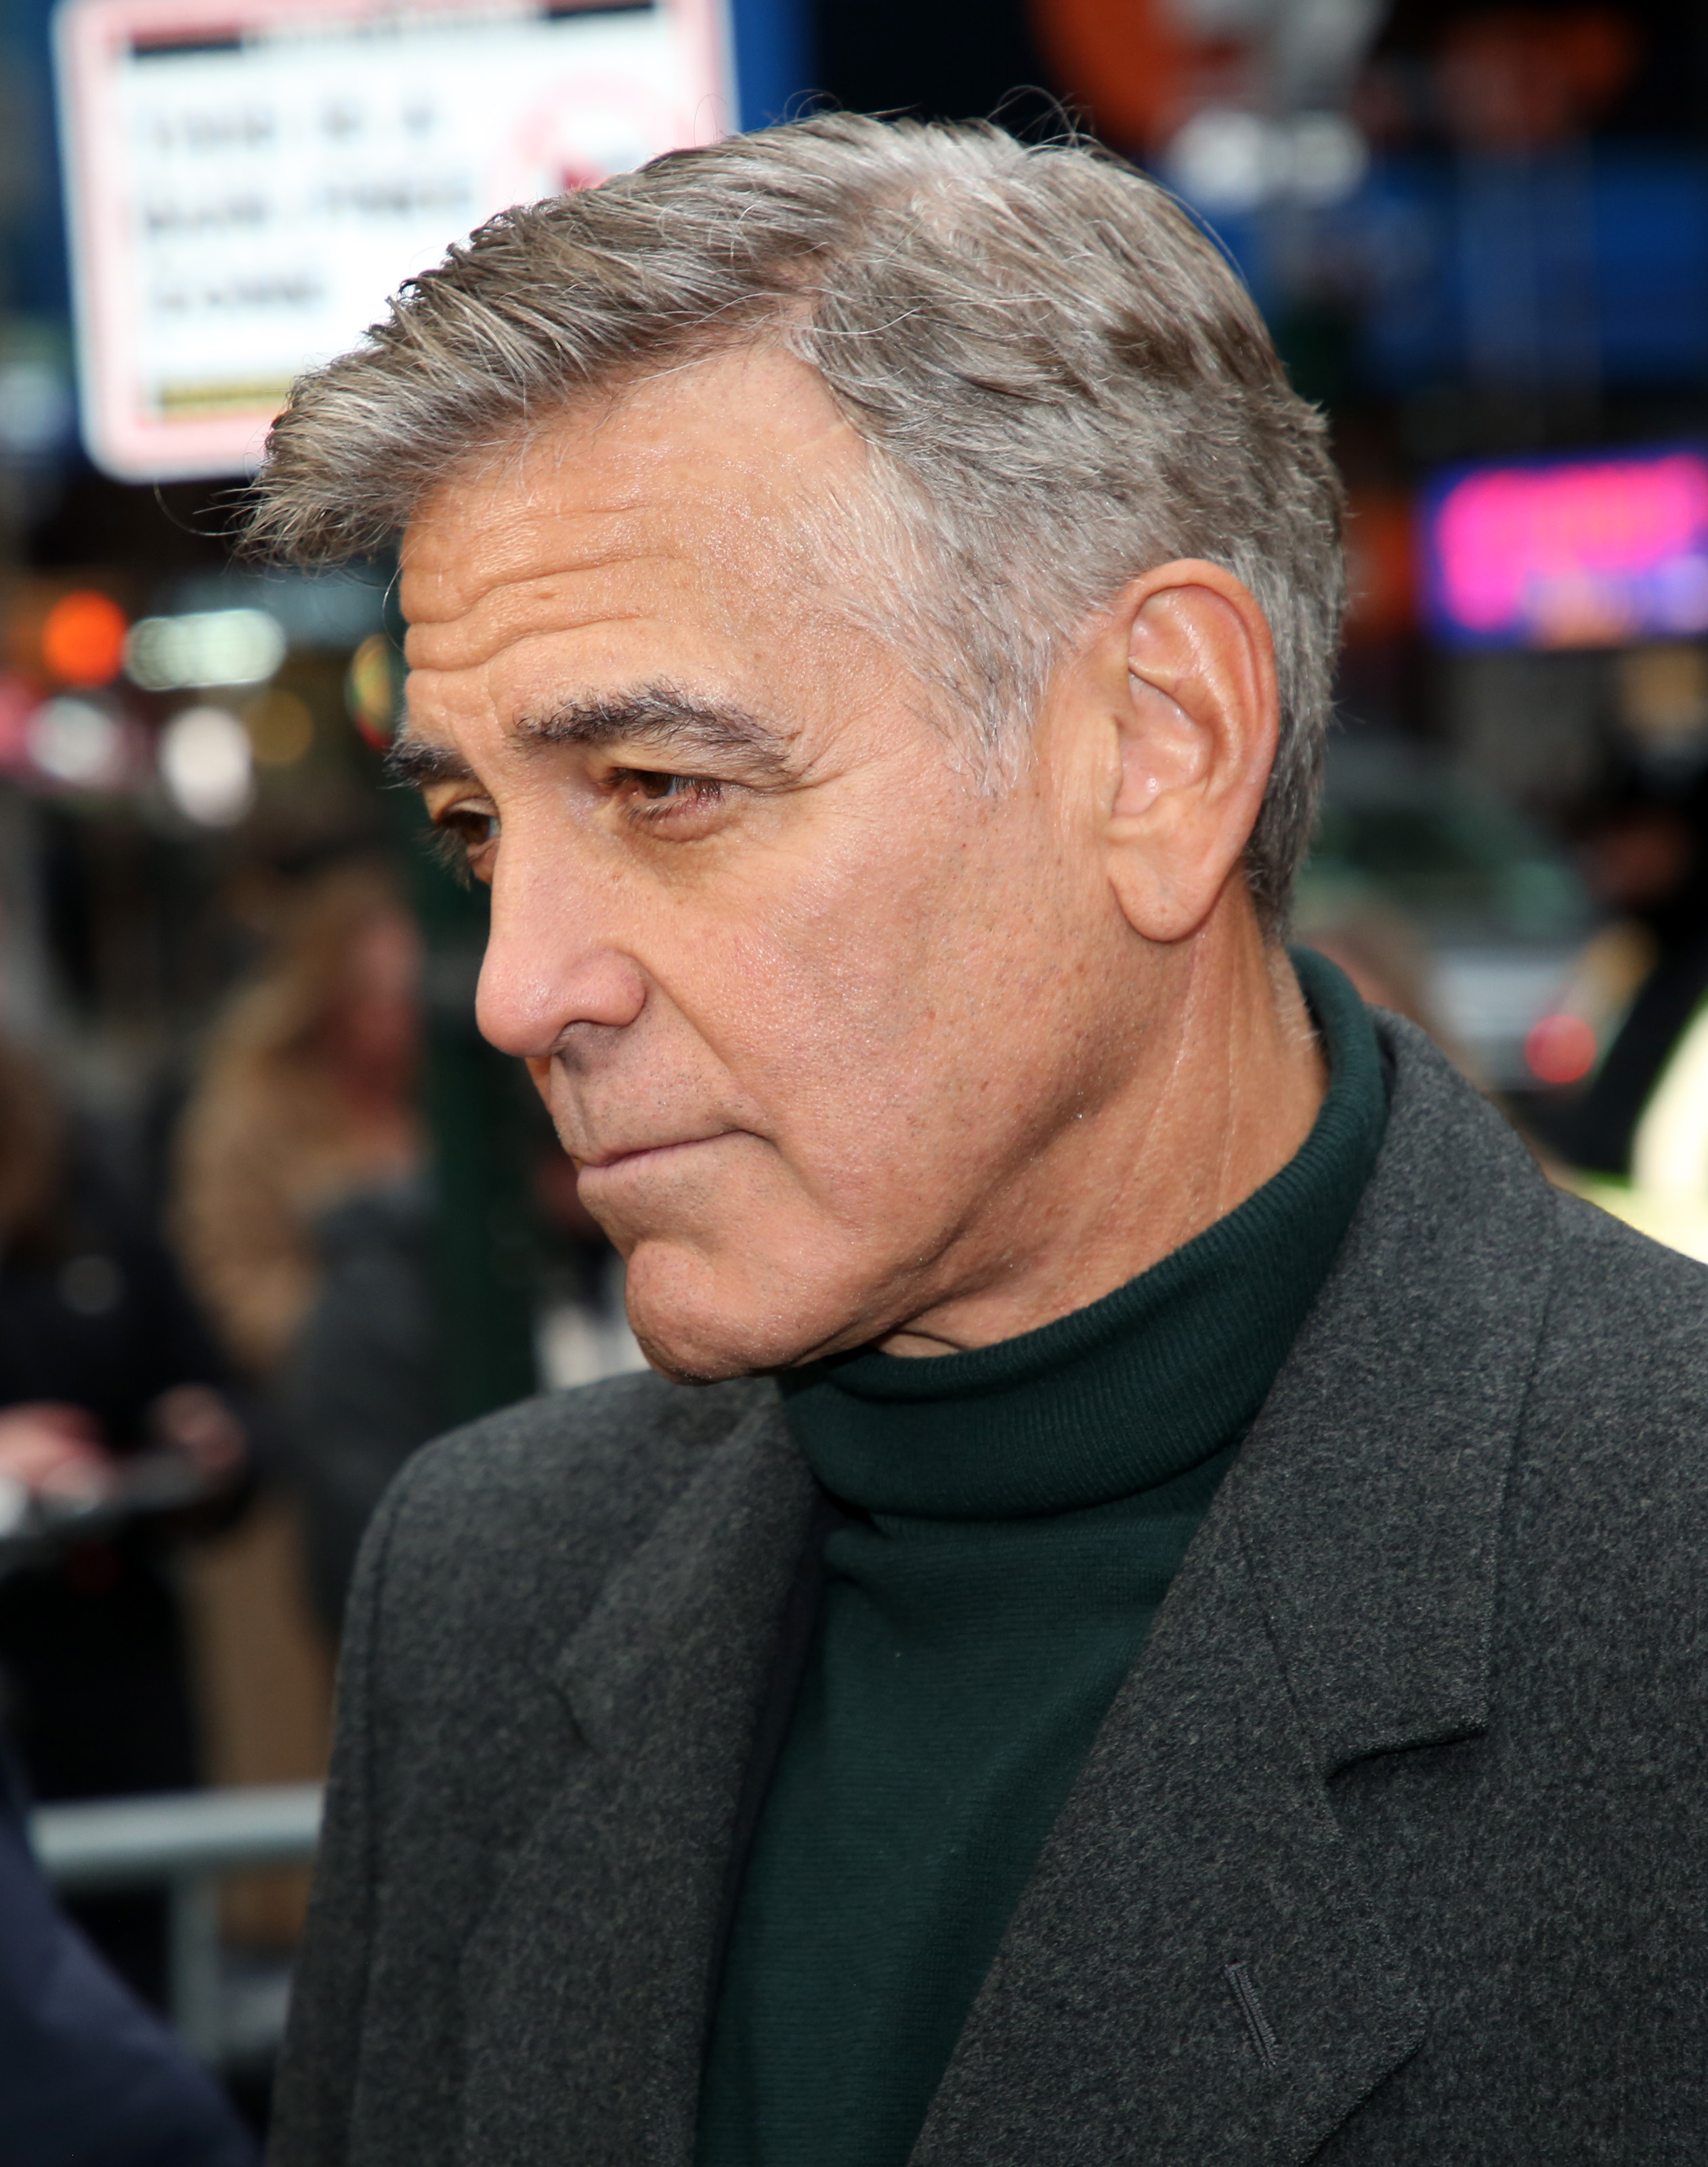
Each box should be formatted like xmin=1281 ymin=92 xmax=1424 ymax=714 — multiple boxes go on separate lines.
xmin=456 ymin=1394 xmax=814 ymax=2167
xmin=914 ymin=1020 xmax=1558 ymax=2166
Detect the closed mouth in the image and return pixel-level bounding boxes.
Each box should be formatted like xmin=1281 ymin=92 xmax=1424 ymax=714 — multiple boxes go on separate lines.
xmin=578 ymin=1132 xmax=733 ymax=1174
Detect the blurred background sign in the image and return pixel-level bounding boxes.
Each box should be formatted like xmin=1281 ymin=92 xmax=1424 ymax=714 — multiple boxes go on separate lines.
xmin=54 ymin=0 xmax=735 ymax=480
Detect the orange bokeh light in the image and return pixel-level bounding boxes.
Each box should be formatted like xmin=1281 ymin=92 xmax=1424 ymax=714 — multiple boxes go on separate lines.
xmin=41 ymin=589 xmax=129 ymax=689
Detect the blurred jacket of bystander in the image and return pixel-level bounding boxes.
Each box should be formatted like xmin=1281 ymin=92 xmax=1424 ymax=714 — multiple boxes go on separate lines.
xmin=280 ymin=1180 xmax=437 ymax=1640
xmin=0 ymin=1745 xmax=257 ymax=2167
xmin=0 ymin=1032 xmax=247 ymax=2004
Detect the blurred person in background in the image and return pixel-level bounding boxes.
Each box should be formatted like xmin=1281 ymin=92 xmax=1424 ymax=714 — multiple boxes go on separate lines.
xmin=282 ymin=1118 xmax=643 ymax=1643
xmin=278 ymin=1178 xmax=436 ymax=1642
xmin=173 ymin=862 xmax=424 ymax=1384
xmin=0 ymin=1027 xmax=247 ymax=2005
xmin=0 ymin=1741 xmax=257 ymax=2167
xmin=1529 ymin=767 xmax=1708 ymax=1263
xmin=168 ymin=861 xmax=423 ymax=1945
xmin=1546 ymin=771 xmax=1708 ymax=1178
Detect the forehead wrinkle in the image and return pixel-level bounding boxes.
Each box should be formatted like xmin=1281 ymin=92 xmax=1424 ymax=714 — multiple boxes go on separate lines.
xmin=405 ymin=596 xmax=656 ymax=678
xmin=403 ymin=473 xmax=777 ymax=632
xmin=402 ymin=544 xmax=683 ymax=655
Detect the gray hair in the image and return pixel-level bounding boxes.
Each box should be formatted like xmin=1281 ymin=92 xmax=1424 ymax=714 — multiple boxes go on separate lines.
xmin=248 ymin=114 xmax=1343 ymax=930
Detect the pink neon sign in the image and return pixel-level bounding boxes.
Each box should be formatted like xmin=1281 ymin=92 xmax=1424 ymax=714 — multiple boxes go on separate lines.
xmin=1424 ymin=449 xmax=1708 ymax=649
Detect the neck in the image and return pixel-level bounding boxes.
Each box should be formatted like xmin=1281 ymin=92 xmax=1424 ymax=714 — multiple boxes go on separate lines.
xmin=877 ymin=898 xmax=1325 ymax=1358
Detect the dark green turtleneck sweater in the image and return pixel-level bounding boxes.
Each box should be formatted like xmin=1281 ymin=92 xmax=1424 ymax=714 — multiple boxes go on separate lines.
xmin=696 ymin=951 xmax=1388 ymax=2167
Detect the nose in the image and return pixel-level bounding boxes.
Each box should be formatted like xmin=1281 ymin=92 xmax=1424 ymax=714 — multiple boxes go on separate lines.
xmin=474 ymin=842 xmax=647 ymax=1060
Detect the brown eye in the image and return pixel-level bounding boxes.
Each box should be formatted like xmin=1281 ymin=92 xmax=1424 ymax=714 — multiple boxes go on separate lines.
xmin=635 ymin=771 xmax=699 ymax=800
xmin=445 ymin=808 xmax=498 ymax=847
xmin=427 ymin=804 xmax=499 ymax=881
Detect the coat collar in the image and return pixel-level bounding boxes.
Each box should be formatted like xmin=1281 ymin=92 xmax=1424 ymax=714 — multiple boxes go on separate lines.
xmin=1232 ymin=1010 xmax=1556 ymax=1776
xmin=456 ymin=1390 xmax=815 ymax=2167
xmin=456 ymin=1017 xmax=1559 ymax=2167
xmin=914 ymin=1018 xmax=1560 ymax=2166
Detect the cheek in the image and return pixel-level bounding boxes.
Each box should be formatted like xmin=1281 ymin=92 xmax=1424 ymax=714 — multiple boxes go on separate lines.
xmin=715 ymin=829 xmax=958 ymax=1079
xmin=670 ymin=807 xmax=1088 ymax=1202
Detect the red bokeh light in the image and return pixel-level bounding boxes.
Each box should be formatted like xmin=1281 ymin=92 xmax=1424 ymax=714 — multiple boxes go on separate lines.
xmin=1525 ymin=1013 xmax=1598 ymax=1088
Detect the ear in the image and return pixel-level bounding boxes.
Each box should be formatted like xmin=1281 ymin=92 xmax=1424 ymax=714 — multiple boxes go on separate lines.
xmin=1085 ymin=560 xmax=1280 ymax=945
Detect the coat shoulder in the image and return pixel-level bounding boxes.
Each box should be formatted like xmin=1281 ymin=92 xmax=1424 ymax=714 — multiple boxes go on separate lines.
xmin=1541 ymin=1189 xmax=1708 ymax=1432
xmin=358 ymin=1369 xmax=778 ymax=1677
xmin=1514 ymin=1187 xmax=1708 ymax=1591
xmin=1550 ymin=1182 xmax=1708 ymax=1331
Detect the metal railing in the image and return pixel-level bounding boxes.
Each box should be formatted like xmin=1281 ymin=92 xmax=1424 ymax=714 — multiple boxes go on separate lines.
xmin=30 ymin=1782 xmax=324 ymax=2061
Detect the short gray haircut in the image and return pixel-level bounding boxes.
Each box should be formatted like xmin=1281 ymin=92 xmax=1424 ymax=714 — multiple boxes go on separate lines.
xmin=249 ymin=114 xmax=1344 ymax=930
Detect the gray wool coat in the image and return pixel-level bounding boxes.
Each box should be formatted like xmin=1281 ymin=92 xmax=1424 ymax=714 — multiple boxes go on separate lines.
xmin=270 ymin=1016 xmax=1708 ymax=2166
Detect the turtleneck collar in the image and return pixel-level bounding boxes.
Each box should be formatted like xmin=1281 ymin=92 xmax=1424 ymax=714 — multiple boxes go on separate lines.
xmin=778 ymin=949 xmax=1387 ymax=1521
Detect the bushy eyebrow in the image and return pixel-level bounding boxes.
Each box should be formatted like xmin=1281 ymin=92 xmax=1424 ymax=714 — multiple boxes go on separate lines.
xmin=385 ymin=735 xmax=475 ymax=788
xmin=385 ymin=682 xmax=795 ymax=793
xmin=516 ymin=683 xmax=795 ymax=779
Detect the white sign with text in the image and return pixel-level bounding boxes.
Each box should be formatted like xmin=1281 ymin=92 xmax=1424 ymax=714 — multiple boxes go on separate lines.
xmin=56 ymin=0 xmax=732 ymax=480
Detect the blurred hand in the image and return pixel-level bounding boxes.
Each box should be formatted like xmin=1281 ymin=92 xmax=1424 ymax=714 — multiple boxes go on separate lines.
xmin=148 ymin=1385 xmax=246 ymax=1488
xmin=0 ymin=1403 xmax=114 ymax=1501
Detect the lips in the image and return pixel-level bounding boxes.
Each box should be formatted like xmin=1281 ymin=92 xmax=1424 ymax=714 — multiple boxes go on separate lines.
xmin=576 ymin=1131 xmax=733 ymax=1174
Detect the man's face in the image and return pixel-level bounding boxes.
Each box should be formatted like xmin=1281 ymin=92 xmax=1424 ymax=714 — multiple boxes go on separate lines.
xmin=400 ymin=347 xmax=1150 ymax=1377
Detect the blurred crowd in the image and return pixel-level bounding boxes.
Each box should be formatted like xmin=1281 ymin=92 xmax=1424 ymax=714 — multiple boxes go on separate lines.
xmin=0 ymin=833 xmax=647 ymax=2151
xmin=0 ymin=862 xmax=426 ymax=1990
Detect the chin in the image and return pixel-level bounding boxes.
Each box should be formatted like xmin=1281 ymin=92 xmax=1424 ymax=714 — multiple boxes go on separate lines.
xmin=620 ymin=1233 xmax=873 ymax=1383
